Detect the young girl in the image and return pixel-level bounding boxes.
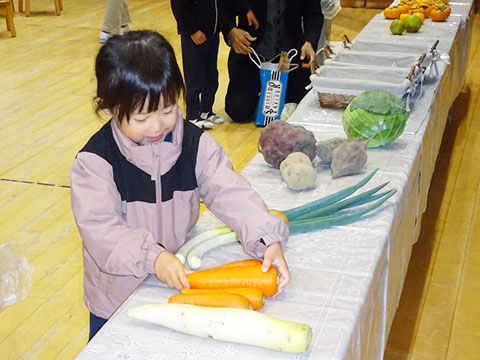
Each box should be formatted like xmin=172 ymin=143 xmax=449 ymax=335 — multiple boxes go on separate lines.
xmin=70 ymin=30 xmax=290 ymax=341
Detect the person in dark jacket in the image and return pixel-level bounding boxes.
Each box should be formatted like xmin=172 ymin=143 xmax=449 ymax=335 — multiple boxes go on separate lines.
xmin=170 ymin=0 xmax=225 ymax=129
xmin=221 ymin=0 xmax=324 ymax=123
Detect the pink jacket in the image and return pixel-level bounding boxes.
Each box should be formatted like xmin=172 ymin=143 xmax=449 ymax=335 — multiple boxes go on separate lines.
xmin=70 ymin=109 xmax=289 ymax=318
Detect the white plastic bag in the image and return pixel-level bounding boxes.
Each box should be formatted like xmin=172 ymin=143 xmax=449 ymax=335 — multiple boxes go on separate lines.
xmin=320 ymin=0 xmax=341 ymax=20
xmin=0 ymin=240 xmax=33 ymax=312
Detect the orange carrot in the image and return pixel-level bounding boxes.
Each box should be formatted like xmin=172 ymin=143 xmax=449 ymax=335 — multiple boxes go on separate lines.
xmin=168 ymin=292 xmax=252 ymax=310
xmin=216 ymin=259 xmax=262 ymax=269
xmin=187 ymin=264 xmax=278 ymax=297
xmin=181 ymin=287 xmax=265 ymax=310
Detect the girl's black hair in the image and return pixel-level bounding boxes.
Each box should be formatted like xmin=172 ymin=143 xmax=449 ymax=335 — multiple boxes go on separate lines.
xmin=95 ymin=30 xmax=185 ymax=122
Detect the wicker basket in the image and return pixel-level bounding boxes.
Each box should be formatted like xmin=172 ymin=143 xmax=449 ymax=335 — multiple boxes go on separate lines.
xmin=310 ymin=44 xmax=427 ymax=109
xmin=316 ymin=92 xmax=355 ymax=109
xmin=310 ymin=55 xmax=355 ymax=109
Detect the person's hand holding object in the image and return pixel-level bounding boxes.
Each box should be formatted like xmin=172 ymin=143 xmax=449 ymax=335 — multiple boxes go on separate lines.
xmin=228 ymin=27 xmax=257 ymax=55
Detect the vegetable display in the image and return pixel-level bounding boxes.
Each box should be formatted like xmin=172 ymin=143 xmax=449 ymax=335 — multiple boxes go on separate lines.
xmin=342 ymin=90 xmax=408 ymax=148
xmin=258 ymin=120 xmax=317 ymax=168
xmin=175 ymin=169 xmax=396 ymax=268
xmin=176 ymin=169 xmax=396 ymax=269
xmin=126 ymin=303 xmax=313 ymax=353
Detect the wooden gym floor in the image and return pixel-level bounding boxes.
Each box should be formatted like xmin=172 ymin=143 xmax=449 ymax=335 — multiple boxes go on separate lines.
xmin=0 ymin=0 xmax=479 ymax=358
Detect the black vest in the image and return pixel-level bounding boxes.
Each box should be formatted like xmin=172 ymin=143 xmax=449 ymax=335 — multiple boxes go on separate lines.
xmin=79 ymin=120 xmax=203 ymax=203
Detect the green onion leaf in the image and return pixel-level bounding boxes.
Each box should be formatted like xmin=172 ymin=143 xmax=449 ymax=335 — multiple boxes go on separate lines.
xmin=294 ymin=181 xmax=390 ymax=221
xmin=289 ymin=189 xmax=397 ymax=235
xmin=284 ymin=168 xmax=379 ymax=221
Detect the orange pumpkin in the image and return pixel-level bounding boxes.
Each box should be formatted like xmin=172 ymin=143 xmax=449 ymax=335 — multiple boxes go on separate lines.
xmin=430 ymin=5 xmax=450 ymax=21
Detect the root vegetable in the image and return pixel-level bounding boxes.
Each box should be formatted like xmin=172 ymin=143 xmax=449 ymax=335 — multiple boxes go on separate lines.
xmin=280 ymin=162 xmax=317 ymax=191
xmin=258 ymin=121 xmax=317 ymax=168
xmin=181 ymin=287 xmax=265 ymax=310
xmin=187 ymin=264 xmax=278 ymax=297
xmin=215 ymin=259 xmax=262 ymax=269
xmin=279 ymin=152 xmax=312 ymax=172
xmin=316 ymin=137 xmax=349 ymax=163
xmin=127 ymin=303 xmax=313 ymax=353
xmin=330 ymin=138 xmax=368 ymax=179
xmin=168 ymin=292 xmax=253 ymax=309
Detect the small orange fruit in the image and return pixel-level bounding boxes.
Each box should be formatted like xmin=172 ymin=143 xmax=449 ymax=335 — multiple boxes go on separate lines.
xmin=268 ymin=209 xmax=289 ymax=225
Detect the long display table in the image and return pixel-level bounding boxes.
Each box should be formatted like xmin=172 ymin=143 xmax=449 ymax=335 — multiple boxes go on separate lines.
xmin=76 ymin=2 xmax=475 ymax=358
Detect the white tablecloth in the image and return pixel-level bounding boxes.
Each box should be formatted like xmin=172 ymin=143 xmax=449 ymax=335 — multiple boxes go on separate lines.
xmin=77 ymin=2 xmax=475 ymax=359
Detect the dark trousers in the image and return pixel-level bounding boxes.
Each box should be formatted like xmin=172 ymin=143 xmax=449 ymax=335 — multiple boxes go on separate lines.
xmin=181 ymin=33 xmax=220 ymax=121
xmin=89 ymin=312 xmax=108 ymax=342
xmin=225 ymin=49 xmax=311 ymax=123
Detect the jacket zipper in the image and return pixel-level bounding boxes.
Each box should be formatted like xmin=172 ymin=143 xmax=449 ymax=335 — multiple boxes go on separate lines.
xmin=213 ymin=0 xmax=218 ymax=34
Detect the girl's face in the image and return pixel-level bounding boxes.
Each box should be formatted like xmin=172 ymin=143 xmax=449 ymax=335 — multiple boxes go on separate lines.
xmin=115 ymin=97 xmax=178 ymax=145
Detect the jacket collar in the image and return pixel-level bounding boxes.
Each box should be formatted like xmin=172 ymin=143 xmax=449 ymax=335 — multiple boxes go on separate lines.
xmin=110 ymin=106 xmax=184 ymax=177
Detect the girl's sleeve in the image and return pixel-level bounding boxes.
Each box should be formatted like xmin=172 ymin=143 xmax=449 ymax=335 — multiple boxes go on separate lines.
xmin=70 ymin=152 xmax=165 ymax=277
xmin=195 ymin=133 xmax=289 ymax=259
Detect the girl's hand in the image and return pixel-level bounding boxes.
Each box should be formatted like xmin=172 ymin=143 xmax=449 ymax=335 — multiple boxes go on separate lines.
xmin=154 ymin=251 xmax=190 ymax=290
xmin=261 ymin=242 xmax=291 ymax=296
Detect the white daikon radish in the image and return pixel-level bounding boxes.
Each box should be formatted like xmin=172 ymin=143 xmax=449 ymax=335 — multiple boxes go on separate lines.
xmin=175 ymin=226 xmax=233 ymax=264
xmin=127 ymin=303 xmax=312 ymax=353
xmin=186 ymin=232 xmax=238 ymax=269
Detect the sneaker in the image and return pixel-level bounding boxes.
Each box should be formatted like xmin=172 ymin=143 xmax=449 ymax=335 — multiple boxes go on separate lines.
xmin=200 ymin=112 xmax=224 ymax=124
xmin=120 ymin=25 xmax=131 ymax=35
xmin=189 ymin=119 xmax=214 ymax=130
xmin=99 ymin=31 xmax=111 ymax=43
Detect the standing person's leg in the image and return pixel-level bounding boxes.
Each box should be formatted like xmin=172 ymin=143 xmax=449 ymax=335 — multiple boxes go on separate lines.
xmin=225 ymin=50 xmax=261 ymax=123
xmin=181 ymin=34 xmax=212 ymax=129
xmin=101 ymin=0 xmax=123 ymax=36
xmin=120 ymin=0 xmax=131 ymax=33
xmin=199 ymin=34 xmax=224 ymax=123
xmin=284 ymin=53 xmax=311 ymax=104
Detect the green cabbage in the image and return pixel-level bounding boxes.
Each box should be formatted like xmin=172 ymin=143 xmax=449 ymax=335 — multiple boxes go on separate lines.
xmin=342 ymin=90 xmax=408 ymax=148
